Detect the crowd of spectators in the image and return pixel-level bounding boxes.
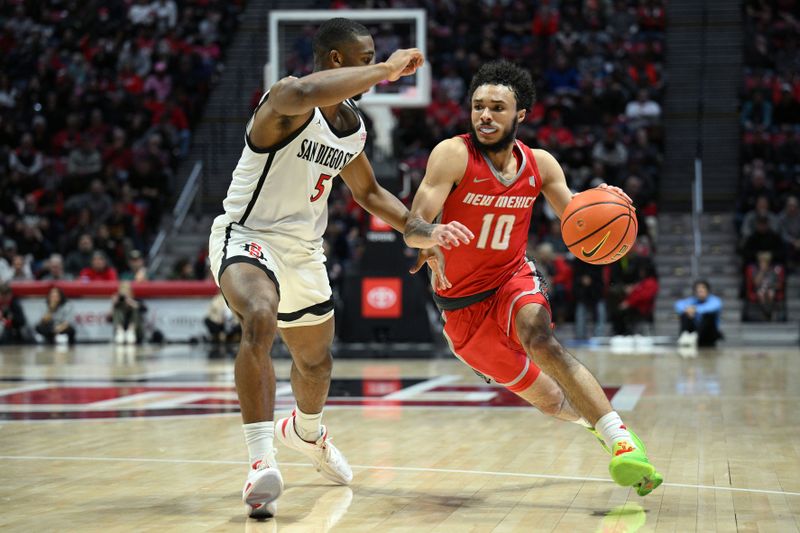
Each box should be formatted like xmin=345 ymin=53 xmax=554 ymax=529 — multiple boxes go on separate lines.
xmin=0 ymin=277 xmax=153 ymax=346
xmin=0 ymin=0 xmax=244 ymax=286
xmin=738 ymin=0 xmax=799 ymax=321
xmin=530 ymin=233 xmax=659 ymax=339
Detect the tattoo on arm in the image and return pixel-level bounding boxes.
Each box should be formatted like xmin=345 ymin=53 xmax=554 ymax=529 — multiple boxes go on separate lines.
xmin=404 ymin=216 xmax=435 ymax=243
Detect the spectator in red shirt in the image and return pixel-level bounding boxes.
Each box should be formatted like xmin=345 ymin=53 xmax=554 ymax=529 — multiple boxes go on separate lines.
xmin=612 ymin=259 xmax=659 ymax=335
xmin=637 ymin=0 xmax=666 ymax=33
xmin=425 ymin=87 xmax=465 ymax=140
xmin=50 ymin=113 xmax=82 ymax=157
xmin=537 ymin=111 xmax=575 ymax=151
xmin=627 ymin=54 xmax=663 ymax=93
xmin=79 ymin=251 xmax=118 ymax=282
xmin=152 ymin=97 xmax=188 ymax=131
xmin=532 ymin=2 xmax=559 ymax=38
xmin=533 ymin=242 xmax=573 ymax=324
xmin=103 ymin=127 xmax=134 ymax=179
xmin=118 ymin=62 xmax=144 ymax=95
xmin=152 ymin=98 xmax=190 ymax=157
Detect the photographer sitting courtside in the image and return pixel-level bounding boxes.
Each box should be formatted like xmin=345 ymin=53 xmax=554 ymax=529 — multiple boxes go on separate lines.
xmin=110 ymin=281 xmax=146 ymax=344
xmin=35 ymin=287 xmax=76 ymax=345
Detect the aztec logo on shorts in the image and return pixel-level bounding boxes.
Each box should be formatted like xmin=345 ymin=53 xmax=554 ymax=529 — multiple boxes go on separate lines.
xmin=242 ymin=242 xmax=266 ymax=260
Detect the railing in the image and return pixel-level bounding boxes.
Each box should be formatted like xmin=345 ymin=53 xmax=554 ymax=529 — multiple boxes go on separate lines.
xmin=691 ymin=4 xmax=708 ymax=280
xmin=147 ymin=161 xmax=203 ymax=276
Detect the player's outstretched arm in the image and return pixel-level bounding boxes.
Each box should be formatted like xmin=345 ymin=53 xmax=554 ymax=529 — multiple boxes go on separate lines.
xmin=404 ymin=139 xmax=475 ymax=250
xmin=537 ymin=149 xmax=632 ymax=218
xmin=340 ymin=152 xmax=408 ymax=232
xmin=268 ymin=48 xmax=424 ymax=117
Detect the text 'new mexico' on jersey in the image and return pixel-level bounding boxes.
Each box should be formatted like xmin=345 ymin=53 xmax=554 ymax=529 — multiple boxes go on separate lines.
xmin=218 ymin=92 xmax=367 ymax=243
xmin=437 ymin=134 xmax=543 ymax=300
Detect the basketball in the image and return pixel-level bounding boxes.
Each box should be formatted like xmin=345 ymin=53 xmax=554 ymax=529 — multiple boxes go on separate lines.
xmin=561 ymin=188 xmax=638 ymax=265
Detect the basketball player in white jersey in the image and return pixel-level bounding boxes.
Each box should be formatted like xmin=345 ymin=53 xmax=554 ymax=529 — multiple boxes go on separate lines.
xmin=208 ymin=18 xmax=454 ymax=518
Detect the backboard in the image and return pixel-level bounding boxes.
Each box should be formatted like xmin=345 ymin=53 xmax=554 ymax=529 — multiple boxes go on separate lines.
xmin=267 ymin=9 xmax=430 ymax=108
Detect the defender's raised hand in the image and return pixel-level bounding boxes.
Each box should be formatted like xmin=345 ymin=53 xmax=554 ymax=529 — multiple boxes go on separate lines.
xmin=384 ymin=48 xmax=424 ymax=81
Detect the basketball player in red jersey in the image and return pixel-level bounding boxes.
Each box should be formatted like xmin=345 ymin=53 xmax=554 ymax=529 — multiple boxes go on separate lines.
xmin=405 ymin=61 xmax=663 ymax=495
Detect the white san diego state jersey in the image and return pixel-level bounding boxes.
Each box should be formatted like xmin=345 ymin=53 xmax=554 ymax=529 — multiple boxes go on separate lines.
xmin=218 ymin=93 xmax=366 ymax=243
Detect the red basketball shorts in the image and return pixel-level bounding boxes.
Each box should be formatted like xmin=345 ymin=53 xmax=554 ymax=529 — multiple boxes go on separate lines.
xmin=441 ymin=261 xmax=551 ymax=393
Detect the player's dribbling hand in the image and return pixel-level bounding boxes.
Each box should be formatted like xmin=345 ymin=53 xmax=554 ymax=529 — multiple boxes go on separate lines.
xmin=384 ymin=48 xmax=425 ymax=82
xmin=597 ymin=183 xmax=633 ymax=204
xmin=431 ymin=221 xmax=474 ymax=250
xmin=410 ymin=246 xmax=451 ymax=291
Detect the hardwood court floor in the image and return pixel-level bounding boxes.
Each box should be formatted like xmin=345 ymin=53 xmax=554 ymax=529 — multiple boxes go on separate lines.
xmin=1 ymin=343 xmax=799 ymax=532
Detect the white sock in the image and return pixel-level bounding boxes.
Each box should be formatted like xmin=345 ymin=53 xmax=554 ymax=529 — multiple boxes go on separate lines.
xmin=572 ymin=417 xmax=592 ymax=428
xmin=243 ymin=421 xmax=274 ymax=466
xmin=595 ymin=411 xmax=636 ymax=451
xmin=294 ymin=406 xmax=323 ymax=442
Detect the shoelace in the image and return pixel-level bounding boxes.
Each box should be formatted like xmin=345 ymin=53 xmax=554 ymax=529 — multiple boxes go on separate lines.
xmin=254 ymin=449 xmax=279 ymax=470
xmin=294 ymin=421 xmax=345 ymax=469
xmin=322 ymin=439 xmax=349 ymax=469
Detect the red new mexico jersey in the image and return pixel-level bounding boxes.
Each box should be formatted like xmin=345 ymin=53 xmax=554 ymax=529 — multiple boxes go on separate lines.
xmin=437 ymin=134 xmax=543 ymax=298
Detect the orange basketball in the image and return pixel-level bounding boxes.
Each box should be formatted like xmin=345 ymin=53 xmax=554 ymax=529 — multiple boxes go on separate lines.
xmin=560 ymin=188 xmax=638 ymax=265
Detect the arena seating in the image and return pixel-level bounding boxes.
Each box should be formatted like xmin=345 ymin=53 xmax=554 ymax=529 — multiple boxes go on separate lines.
xmin=0 ymin=0 xmax=244 ymax=282
xmin=737 ymin=0 xmax=799 ymax=321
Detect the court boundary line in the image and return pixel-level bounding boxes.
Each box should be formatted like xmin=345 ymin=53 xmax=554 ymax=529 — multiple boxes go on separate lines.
xmin=1 ymin=454 xmax=798 ymax=498
xmin=610 ymin=384 xmax=645 ymax=411
xmin=382 ymin=375 xmax=461 ymax=399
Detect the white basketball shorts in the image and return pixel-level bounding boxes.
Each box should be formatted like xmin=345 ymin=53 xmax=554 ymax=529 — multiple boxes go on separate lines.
xmin=209 ymin=217 xmax=333 ymax=328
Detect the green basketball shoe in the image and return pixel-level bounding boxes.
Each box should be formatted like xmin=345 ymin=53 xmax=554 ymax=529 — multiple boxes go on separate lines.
xmin=588 ymin=426 xmax=663 ymax=496
xmin=625 ymin=430 xmax=663 ymax=496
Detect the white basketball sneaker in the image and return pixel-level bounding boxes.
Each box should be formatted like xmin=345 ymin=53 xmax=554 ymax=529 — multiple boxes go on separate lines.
xmin=242 ymin=450 xmax=283 ymax=519
xmin=275 ymin=411 xmax=353 ymax=485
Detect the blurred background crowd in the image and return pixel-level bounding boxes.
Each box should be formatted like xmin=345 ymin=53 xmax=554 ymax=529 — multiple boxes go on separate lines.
xmin=3 ymin=0 xmax=798 ymax=347
xmin=0 ymin=0 xmax=243 ymax=284
xmin=738 ymin=0 xmax=799 ymax=322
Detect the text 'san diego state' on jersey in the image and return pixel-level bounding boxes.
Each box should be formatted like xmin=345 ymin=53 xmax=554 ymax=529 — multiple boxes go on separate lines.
xmin=437 ymin=134 xmax=543 ymax=298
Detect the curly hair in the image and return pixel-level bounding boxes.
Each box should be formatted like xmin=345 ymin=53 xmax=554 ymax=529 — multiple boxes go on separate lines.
xmin=468 ymin=61 xmax=535 ymax=111
xmin=313 ymin=18 xmax=371 ymax=64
